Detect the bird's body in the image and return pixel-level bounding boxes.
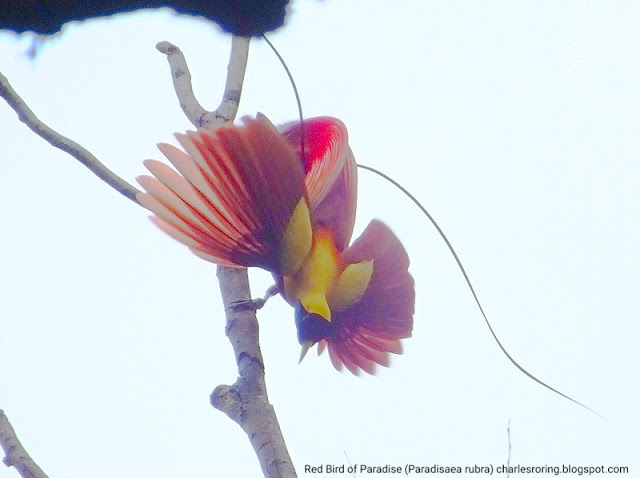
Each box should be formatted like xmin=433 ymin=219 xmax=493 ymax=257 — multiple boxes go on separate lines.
xmin=137 ymin=114 xmax=415 ymax=374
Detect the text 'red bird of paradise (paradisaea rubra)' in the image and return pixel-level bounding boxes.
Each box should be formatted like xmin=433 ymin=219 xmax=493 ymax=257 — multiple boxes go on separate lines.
xmin=136 ymin=114 xmax=415 ymax=375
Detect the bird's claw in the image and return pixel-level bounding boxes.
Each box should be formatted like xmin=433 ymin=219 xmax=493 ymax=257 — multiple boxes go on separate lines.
xmin=225 ymin=284 xmax=279 ymax=312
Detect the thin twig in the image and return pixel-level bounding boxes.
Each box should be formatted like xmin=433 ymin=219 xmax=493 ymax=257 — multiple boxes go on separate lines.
xmin=506 ymin=419 xmax=512 ymax=477
xmin=159 ymin=37 xmax=296 ymax=477
xmin=344 ymin=451 xmax=356 ymax=478
xmin=0 ymin=410 xmax=49 ymax=478
xmin=0 ymin=72 xmax=140 ymax=204
xmin=155 ymin=41 xmax=209 ymax=127
xmin=214 ymin=36 xmax=250 ymax=123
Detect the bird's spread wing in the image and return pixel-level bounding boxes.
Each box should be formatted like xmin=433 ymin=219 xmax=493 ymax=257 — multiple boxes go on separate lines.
xmin=137 ymin=114 xmax=313 ymax=276
xmin=281 ymin=117 xmax=357 ymax=251
xmin=318 ymin=220 xmax=415 ymax=375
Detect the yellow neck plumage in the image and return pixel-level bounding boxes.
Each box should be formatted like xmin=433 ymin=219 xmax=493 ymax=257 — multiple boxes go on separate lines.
xmin=284 ymin=229 xmax=374 ymax=322
xmin=284 ymin=231 xmax=338 ymax=320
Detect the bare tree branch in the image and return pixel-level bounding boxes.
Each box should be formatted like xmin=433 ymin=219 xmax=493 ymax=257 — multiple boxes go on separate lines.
xmin=158 ymin=37 xmax=297 ymax=477
xmin=155 ymin=41 xmax=209 ymax=127
xmin=156 ymin=36 xmax=250 ymax=128
xmin=0 ymin=72 xmax=140 ymax=204
xmin=0 ymin=410 xmax=49 ymax=478
xmin=215 ymin=36 xmax=251 ymax=123
xmin=212 ymin=268 xmax=296 ymax=478
xmin=1 ymin=30 xmax=293 ymax=477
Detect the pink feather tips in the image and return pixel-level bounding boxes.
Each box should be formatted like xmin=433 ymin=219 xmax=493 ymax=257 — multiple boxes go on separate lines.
xmin=317 ymin=220 xmax=414 ymax=376
xmin=136 ymin=115 xmax=308 ymax=271
xmin=318 ymin=335 xmax=405 ymax=376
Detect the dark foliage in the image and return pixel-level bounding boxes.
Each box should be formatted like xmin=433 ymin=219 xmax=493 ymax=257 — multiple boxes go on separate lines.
xmin=0 ymin=0 xmax=290 ymax=36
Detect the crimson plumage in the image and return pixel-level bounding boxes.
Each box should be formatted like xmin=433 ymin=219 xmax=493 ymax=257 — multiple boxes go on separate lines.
xmin=137 ymin=114 xmax=415 ymax=374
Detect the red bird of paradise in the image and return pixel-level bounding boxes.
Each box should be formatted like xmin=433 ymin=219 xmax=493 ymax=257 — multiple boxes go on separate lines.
xmin=137 ymin=114 xmax=415 ymax=375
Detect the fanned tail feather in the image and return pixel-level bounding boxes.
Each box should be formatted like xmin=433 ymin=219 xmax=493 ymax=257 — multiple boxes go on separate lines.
xmin=320 ymin=220 xmax=415 ymax=375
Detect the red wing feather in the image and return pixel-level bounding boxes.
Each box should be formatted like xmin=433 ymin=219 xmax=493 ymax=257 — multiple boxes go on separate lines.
xmin=320 ymin=220 xmax=415 ymax=375
xmin=281 ymin=118 xmax=357 ymax=251
xmin=137 ymin=115 xmax=308 ymax=273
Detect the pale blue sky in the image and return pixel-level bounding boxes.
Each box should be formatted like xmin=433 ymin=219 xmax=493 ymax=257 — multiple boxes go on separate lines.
xmin=1 ymin=2 xmax=639 ymax=476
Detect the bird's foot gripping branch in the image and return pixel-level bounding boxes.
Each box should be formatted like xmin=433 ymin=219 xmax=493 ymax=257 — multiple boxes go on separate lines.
xmin=226 ymin=284 xmax=280 ymax=312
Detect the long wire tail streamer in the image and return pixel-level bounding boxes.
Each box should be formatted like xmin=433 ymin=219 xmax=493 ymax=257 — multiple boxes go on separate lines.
xmin=358 ymin=163 xmax=600 ymax=417
xmin=263 ymin=32 xmax=598 ymax=417
xmin=263 ymin=34 xmax=305 ymax=161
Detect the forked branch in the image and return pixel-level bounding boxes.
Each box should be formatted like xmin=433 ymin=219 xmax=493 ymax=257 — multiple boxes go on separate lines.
xmin=156 ymin=35 xmax=249 ymax=127
xmin=157 ymin=36 xmax=296 ymax=477
xmin=1 ymin=33 xmax=295 ymax=478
